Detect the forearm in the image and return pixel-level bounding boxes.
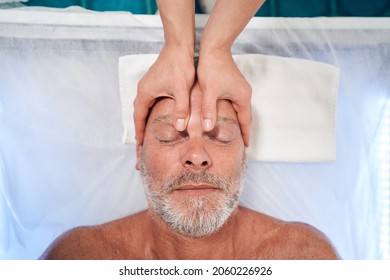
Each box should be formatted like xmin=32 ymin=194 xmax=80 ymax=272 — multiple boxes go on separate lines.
xmin=157 ymin=0 xmax=195 ymax=54
xmin=200 ymin=0 xmax=265 ymax=54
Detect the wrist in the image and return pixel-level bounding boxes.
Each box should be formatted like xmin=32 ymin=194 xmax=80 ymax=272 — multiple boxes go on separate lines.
xmin=199 ymin=31 xmax=234 ymax=60
xmin=163 ymin=41 xmax=195 ymax=61
xmin=198 ymin=44 xmax=233 ymax=63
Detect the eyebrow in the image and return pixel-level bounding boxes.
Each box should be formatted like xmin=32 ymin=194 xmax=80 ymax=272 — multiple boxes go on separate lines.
xmin=152 ymin=114 xmax=238 ymax=126
xmin=215 ymin=117 xmax=239 ymax=126
xmin=152 ymin=114 xmax=173 ymax=125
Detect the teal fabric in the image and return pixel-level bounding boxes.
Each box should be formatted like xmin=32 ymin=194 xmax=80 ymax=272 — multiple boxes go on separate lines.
xmin=85 ymin=0 xmax=157 ymax=13
xmin=25 ymin=0 xmax=158 ymax=14
xmin=256 ymin=0 xmax=336 ymax=17
xmin=26 ymin=0 xmax=80 ymax=9
xmin=25 ymin=0 xmax=390 ymax=16
xmin=255 ymin=0 xmax=390 ymax=17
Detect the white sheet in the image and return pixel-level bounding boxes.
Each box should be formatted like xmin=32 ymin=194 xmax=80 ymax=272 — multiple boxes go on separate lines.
xmin=0 ymin=8 xmax=389 ymax=259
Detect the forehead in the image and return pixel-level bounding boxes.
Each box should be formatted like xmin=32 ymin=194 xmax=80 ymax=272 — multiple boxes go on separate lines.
xmin=148 ymin=97 xmax=238 ymax=125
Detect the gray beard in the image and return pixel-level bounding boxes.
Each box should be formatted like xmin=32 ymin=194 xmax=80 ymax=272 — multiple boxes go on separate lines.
xmin=139 ymin=153 xmax=246 ymax=238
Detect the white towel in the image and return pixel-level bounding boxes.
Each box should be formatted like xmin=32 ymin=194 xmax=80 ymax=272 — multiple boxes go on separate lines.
xmin=119 ymin=54 xmax=340 ymax=162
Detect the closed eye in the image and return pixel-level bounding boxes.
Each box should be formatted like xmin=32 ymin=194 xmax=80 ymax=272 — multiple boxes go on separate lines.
xmin=156 ymin=130 xmax=189 ymax=144
xmin=151 ymin=116 xmax=189 ymax=144
xmin=204 ymin=127 xmax=236 ymax=145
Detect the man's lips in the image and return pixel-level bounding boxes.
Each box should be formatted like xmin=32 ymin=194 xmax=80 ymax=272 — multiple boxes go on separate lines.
xmin=175 ymin=184 xmax=219 ymax=191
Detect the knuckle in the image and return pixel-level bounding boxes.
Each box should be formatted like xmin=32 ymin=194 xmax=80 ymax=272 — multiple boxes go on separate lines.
xmin=174 ymin=106 xmax=189 ymax=116
xmin=136 ymin=78 xmax=147 ymax=92
xmin=238 ymin=83 xmax=252 ymax=97
xmin=202 ymin=103 xmax=216 ymax=116
xmin=175 ymin=102 xmax=189 ymax=111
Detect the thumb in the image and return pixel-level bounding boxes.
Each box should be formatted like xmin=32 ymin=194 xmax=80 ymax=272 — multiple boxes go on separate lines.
xmin=173 ymin=89 xmax=190 ymax=131
xmin=201 ymin=89 xmax=218 ymax=132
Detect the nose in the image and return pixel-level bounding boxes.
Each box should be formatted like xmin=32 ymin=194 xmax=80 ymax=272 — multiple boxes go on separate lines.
xmin=182 ymin=140 xmax=212 ymax=171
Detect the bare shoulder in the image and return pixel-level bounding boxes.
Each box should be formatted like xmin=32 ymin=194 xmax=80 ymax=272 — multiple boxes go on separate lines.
xmin=277 ymin=221 xmax=340 ymax=259
xmin=39 ymin=225 xmax=102 ymax=260
xmin=39 ymin=211 xmax=147 ymax=260
xmin=238 ymin=207 xmax=340 ymax=260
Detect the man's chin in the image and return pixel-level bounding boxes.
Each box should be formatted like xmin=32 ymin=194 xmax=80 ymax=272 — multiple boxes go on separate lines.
xmin=157 ymin=195 xmax=237 ymax=238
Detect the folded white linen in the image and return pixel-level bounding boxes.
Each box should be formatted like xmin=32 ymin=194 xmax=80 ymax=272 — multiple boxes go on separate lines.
xmin=119 ymin=54 xmax=340 ymax=162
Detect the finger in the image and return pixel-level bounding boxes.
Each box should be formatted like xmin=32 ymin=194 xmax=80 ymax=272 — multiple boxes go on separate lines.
xmin=133 ymin=95 xmax=155 ymax=145
xmin=201 ymin=88 xmax=218 ymax=132
xmin=231 ymin=82 xmax=252 ymax=146
xmin=134 ymin=78 xmax=152 ymax=145
xmin=236 ymin=105 xmax=252 ymax=147
xmin=172 ymin=88 xmax=190 ymax=131
xmin=133 ymin=102 xmax=148 ymax=145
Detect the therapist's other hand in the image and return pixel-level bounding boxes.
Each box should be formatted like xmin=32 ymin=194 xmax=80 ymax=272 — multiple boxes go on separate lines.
xmin=135 ymin=45 xmax=195 ymax=144
xmin=197 ymin=50 xmax=252 ymax=147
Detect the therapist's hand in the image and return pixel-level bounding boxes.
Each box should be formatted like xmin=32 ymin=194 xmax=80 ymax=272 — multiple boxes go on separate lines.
xmin=195 ymin=0 xmax=263 ymax=147
xmin=197 ymin=50 xmax=252 ymax=147
xmin=135 ymin=45 xmax=195 ymax=144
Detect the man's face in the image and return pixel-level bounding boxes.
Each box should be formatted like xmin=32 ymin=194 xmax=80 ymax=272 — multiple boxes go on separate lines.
xmin=137 ymin=83 xmax=246 ymax=238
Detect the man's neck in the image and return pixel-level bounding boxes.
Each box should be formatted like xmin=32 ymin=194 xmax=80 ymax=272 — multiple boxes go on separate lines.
xmin=145 ymin=208 xmax=241 ymax=259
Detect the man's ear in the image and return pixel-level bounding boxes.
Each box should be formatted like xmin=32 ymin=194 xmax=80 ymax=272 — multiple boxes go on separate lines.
xmin=136 ymin=143 xmax=142 ymax=171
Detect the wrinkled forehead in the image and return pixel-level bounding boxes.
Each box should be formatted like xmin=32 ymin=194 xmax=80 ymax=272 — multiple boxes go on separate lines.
xmin=147 ymin=97 xmax=238 ymax=126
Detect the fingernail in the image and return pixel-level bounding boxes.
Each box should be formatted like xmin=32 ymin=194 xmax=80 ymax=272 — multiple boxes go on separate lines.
xmin=176 ymin=119 xmax=186 ymax=131
xmin=203 ymin=119 xmax=212 ymax=131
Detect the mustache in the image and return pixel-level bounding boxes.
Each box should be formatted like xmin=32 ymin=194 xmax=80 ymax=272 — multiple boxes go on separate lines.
xmin=160 ymin=170 xmax=234 ymax=194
